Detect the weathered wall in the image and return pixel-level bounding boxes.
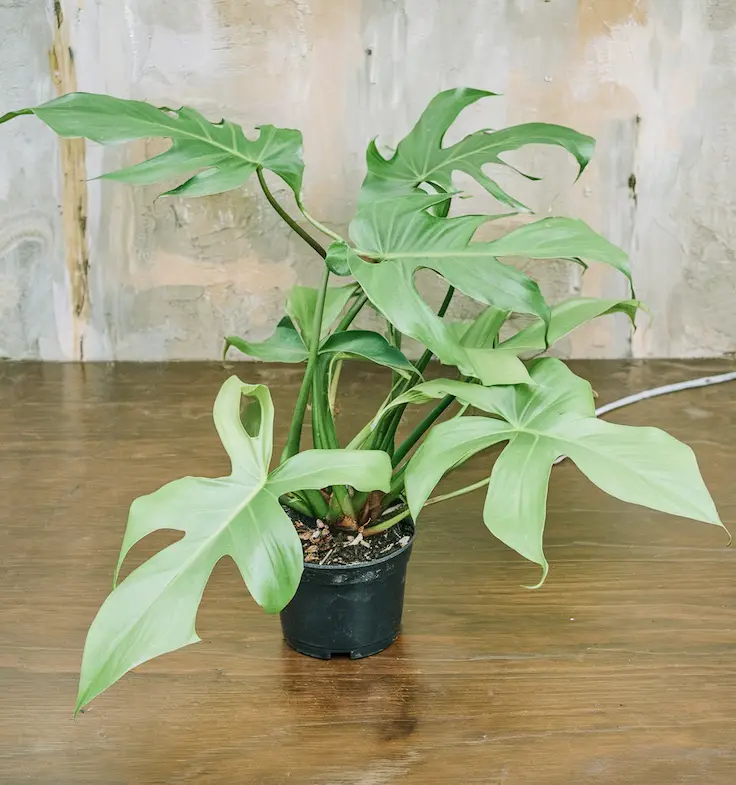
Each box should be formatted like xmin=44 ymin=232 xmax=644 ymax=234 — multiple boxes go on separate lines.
xmin=2 ymin=0 xmax=736 ymax=360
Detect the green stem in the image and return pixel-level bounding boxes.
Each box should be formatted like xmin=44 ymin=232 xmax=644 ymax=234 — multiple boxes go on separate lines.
xmin=312 ymin=357 xmax=355 ymax=520
xmin=334 ymin=293 xmax=368 ymax=333
xmin=413 ymin=285 xmax=456 ymax=376
xmin=256 ymin=168 xmax=327 ymax=259
xmin=379 ymin=464 xmax=407 ymax=510
xmin=281 ymin=265 xmax=331 ymax=463
xmin=424 ymin=477 xmax=490 ymax=507
xmin=363 ymin=477 xmax=490 ymax=537
xmin=363 ymin=506 xmax=412 ymax=537
xmin=391 ymin=394 xmax=455 ymax=468
xmin=281 ymin=494 xmax=315 ymax=518
xmin=302 ymin=489 xmax=330 ymax=519
xmin=297 ymin=200 xmax=345 ymax=244
xmin=280 ymin=364 xmax=314 ymax=463
xmin=374 ymin=284 xmax=457 ymax=454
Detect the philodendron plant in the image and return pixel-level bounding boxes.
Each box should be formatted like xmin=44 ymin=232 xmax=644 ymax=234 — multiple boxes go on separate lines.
xmin=3 ymin=87 xmax=723 ymax=712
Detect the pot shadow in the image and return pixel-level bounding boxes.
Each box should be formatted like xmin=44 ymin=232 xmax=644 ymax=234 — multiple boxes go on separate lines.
xmin=278 ymin=637 xmax=421 ymax=743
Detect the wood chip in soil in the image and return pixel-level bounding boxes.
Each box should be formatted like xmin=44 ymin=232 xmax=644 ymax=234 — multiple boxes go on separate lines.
xmin=284 ymin=505 xmax=413 ymax=566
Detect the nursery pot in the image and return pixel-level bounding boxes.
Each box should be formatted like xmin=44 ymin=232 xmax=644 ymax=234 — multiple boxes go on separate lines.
xmin=280 ymin=523 xmax=415 ymax=659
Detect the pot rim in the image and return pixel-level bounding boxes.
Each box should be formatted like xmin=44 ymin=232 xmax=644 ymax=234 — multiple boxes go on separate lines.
xmin=300 ymin=518 xmax=416 ymax=572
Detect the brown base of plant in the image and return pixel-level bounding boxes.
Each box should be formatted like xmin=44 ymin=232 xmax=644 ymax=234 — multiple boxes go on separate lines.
xmin=284 ymin=505 xmax=413 ymax=566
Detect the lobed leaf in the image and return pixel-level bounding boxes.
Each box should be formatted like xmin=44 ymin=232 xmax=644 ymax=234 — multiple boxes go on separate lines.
xmin=500 ymin=297 xmax=641 ymax=353
xmin=224 ymin=317 xmax=308 ymax=363
xmin=2 ymin=92 xmax=304 ymax=198
xmin=347 ymin=192 xmax=550 ymax=373
xmin=77 ymin=377 xmax=391 ymax=713
xmin=359 ymin=87 xmax=594 ymax=211
xmin=319 ymin=330 xmax=418 ymax=377
xmin=406 ymin=358 xmax=723 ymax=584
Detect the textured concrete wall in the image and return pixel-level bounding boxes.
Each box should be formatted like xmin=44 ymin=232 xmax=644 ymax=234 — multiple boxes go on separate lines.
xmin=2 ymin=0 xmax=736 ymax=360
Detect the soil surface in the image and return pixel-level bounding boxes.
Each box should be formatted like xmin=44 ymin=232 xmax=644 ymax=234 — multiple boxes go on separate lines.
xmin=284 ymin=506 xmax=414 ymax=566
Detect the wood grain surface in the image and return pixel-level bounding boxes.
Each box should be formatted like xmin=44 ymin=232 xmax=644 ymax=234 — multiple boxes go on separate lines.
xmin=0 ymin=360 xmax=734 ymax=784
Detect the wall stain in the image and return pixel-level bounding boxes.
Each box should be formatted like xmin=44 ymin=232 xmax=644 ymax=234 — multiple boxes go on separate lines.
xmin=49 ymin=0 xmax=89 ymax=359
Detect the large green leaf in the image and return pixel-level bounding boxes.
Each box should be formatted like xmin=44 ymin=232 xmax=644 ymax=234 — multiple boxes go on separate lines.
xmin=346 ymin=190 xmax=633 ymax=377
xmin=449 ymin=306 xmax=510 ymax=349
xmin=359 ymin=87 xmax=594 ymax=210
xmin=223 ymin=317 xmax=308 ymax=363
xmin=319 ymin=330 xmax=417 ymax=376
xmin=1 ymin=92 xmax=304 ymax=198
xmin=500 ymin=297 xmax=640 ymax=353
xmin=405 ymin=359 xmax=722 ymax=583
xmin=347 ymin=192 xmax=550 ymax=370
xmin=285 ymin=283 xmax=359 ymax=348
xmin=77 ymin=376 xmax=391 ymax=712
xmin=484 ymin=217 xmax=633 ymax=290
xmin=222 ymin=316 xmax=415 ymax=376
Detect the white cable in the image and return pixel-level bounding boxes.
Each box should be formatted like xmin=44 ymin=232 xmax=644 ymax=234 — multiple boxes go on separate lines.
xmin=592 ymin=371 xmax=736 ymax=417
xmin=554 ymin=370 xmax=736 ymax=465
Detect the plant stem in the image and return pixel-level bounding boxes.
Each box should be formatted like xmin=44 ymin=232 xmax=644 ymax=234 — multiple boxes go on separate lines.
xmin=281 ymin=494 xmax=315 ymax=518
xmin=374 ymin=284 xmax=457 ymax=454
xmin=378 ymin=464 xmax=407 ymax=510
xmin=297 ymin=201 xmax=346 ymax=244
xmin=334 ymin=293 xmax=368 ymax=333
xmin=391 ymin=393 xmax=456 ymax=467
xmin=281 ymin=265 xmax=331 ymax=463
xmin=424 ymin=477 xmax=490 ymax=507
xmin=281 ymin=364 xmax=314 ymax=463
xmin=362 ymin=506 xmax=412 ymax=537
xmin=311 ymin=357 xmax=356 ymax=520
xmin=256 ymin=168 xmax=327 ymax=259
xmin=413 ymin=285 xmax=455 ymax=375
xmin=302 ymin=489 xmax=331 ymax=519
xmin=363 ymin=477 xmax=490 ymax=538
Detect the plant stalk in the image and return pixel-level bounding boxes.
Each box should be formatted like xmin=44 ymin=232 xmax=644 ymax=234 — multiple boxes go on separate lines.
xmin=256 ymin=168 xmax=327 ymax=259
xmin=281 ymin=265 xmax=331 ymax=463
xmin=391 ymin=393 xmax=455 ymax=468
xmin=312 ymin=357 xmax=356 ymax=520
xmin=363 ymin=477 xmax=490 ymax=538
xmin=413 ymin=285 xmax=455 ymax=376
xmin=334 ymin=293 xmax=368 ymax=333
xmin=374 ymin=285 xmax=456 ymax=453
xmin=297 ymin=200 xmax=345 ymax=244
xmin=281 ymin=494 xmax=316 ymax=518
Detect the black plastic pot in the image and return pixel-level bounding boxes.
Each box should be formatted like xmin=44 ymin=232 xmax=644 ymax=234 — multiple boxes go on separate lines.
xmin=280 ymin=524 xmax=415 ymax=659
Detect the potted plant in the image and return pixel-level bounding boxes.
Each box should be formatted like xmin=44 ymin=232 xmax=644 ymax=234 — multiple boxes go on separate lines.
xmin=2 ymin=87 xmax=723 ymax=715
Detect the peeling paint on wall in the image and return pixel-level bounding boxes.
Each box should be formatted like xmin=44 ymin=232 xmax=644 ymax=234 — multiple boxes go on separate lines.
xmin=1 ymin=0 xmax=736 ymax=360
xmin=49 ymin=0 xmax=90 ymax=359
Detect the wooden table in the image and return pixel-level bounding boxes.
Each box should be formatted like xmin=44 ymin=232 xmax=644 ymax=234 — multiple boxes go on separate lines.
xmin=1 ymin=360 xmax=734 ymax=784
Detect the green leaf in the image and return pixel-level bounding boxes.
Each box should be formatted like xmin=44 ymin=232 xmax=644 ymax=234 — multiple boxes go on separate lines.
xmin=453 ymin=306 xmax=510 ymax=349
xmin=405 ymin=358 xmax=722 ymax=583
xmin=482 ymin=434 xmax=558 ymax=587
xmin=484 ymin=217 xmax=634 ymax=291
xmin=461 ymin=348 xmax=533 ymax=387
xmin=324 ymin=241 xmax=357 ymax=276
xmin=348 ymin=192 xmax=550 ymax=371
xmin=267 ymin=449 xmax=391 ymax=497
xmin=77 ymin=376 xmax=391 ymax=712
xmin=3 ymin=92 xmax=304 ymax=198
xmin=285 ymin=283 xmax=359 ymax=347
xmin=319 ymin=330 xmax=418 ymax=376
xmin=224 ymin=317 xmax=308 ymax=363
xmin=500 ymin=297 xmax=640 ymax=353
xmin=359 ymin=87 xmax=594 ymax=210
xmin=400 ymin=416 xmax=513 ymax=514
